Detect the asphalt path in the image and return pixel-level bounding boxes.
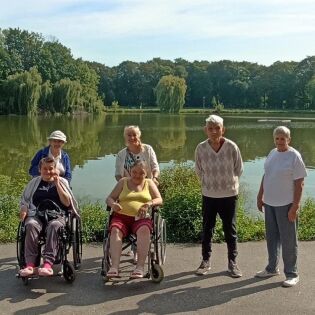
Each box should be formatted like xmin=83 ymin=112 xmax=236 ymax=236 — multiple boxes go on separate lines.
xmin=1 ymin=241 xmax=315 ymax=315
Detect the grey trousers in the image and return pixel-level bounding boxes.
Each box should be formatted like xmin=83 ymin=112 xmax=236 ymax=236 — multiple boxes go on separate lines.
xmin=264 ymin=203 xmax=298 ymax=278
xmin=24 ymin=216 xmax=65 ymax=266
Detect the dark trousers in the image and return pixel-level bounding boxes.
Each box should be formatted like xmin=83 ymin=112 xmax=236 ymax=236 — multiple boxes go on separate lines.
xmin=201 ymin=195 xmax=238 ymax=262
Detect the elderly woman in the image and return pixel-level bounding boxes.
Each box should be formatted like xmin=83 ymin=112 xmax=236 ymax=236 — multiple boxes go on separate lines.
xmin=19 ymin=157 xmax=79 ymax=277
xmin=29 ymin=130 xmax=72 ymax=183
xmin=115 ymin=125 xmax=159 ymax=186
xmin=256 ymin=126 xmax=307 ymax=287
xmin=106 ymin=160 xmax=163 ymax=278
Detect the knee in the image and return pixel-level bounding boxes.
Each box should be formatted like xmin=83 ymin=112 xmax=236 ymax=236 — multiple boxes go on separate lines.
xmin=136 ymin=226 xmax=150 ymax=240
xmin=110 ymin=227 xmax=123 ymax=241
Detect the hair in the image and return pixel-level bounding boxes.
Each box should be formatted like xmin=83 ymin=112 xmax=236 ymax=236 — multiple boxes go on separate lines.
xmin=124 ymin=125 xmax=144 ymax=150
xmin=38 ymin=157 xmax=56 ymax=170
xmin=130 ymin=160 xmax=148 ymax=172
xmin=273 ymin=126 xmax=291 ymax=138
xmin=205 ymin=114 xmax=224 ymax=126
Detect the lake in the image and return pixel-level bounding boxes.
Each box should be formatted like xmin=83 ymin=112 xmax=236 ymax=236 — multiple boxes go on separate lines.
xmin=1 ymin=113 xmax=315 ymax=214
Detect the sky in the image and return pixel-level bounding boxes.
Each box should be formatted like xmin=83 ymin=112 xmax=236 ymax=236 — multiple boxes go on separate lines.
xmin=1 ymin=0 xmax=315 ymax=67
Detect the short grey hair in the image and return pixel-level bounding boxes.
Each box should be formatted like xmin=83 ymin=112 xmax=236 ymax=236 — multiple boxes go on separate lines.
xmin=205 ymin=114 xmax=224 ymax=126
xmin=273 ymin=126 xmax=291 ymax=138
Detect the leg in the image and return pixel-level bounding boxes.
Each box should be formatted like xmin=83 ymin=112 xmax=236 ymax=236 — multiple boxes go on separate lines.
xmin=24 ymin=217 xmax=42 ymax=266
xmin=264 ymin=204 xmax=281 ymax=272
xmin=135 ymin=225 xmax=151 ymax=269
xmin=218 ymin=196 xmax=238 ymax=263
xmin=275 ymin=204 xmax=298 ymax=278
xmin=43 ymin=217 xmax=65 ymax=266
xmin=109 ymin=227 xmax=123 ymax=271
xmin=201 ymin=196 xmax=217 ymax=261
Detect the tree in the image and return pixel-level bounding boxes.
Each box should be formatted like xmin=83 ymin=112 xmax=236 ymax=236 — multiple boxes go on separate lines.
xmin=155 ymin=75 xmax=187 ymax=113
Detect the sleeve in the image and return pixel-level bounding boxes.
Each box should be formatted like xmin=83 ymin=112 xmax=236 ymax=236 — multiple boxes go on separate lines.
xmin=29 ymin=149 xmax=44 ymax=177
xmin=115 ymin=149 xmax=126 ymax=177
xmin=195 ymin=145 xmax=202 ymax=179
xmin=63 ymin=152 xmax=72 ymax=182
xmin=293 ymin=152 xmax=307 ymax=180
xmin=233 ymin=145 xmax=244 ymax=177
xmin=147 ymin=145 xmax=160 ymax=174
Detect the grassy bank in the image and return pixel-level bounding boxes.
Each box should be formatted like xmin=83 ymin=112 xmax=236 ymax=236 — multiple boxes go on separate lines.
xmin=1 ymin=165 xmax=315 ymax=243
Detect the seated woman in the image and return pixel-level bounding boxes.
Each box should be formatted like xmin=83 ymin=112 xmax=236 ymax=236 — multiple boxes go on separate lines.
xmin=19 ymin=157 xmax=79 ymax=277
xmin=106 ymin=160 xmax=163 ymax=278
xmin=29 ymin=130 xmax=72 ymax=183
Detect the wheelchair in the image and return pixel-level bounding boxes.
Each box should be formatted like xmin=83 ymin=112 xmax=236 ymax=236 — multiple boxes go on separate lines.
xmin=101 ymin=206 xmax=166 ymax=283
xmin=16 ymin=199 xmax=83 ymax=285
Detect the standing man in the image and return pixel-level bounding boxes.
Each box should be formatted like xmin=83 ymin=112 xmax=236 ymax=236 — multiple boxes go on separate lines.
xmin=195 ymin=114 xmax=243 ymax=277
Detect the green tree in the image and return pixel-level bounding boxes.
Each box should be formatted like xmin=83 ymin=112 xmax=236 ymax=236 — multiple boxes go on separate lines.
xmin=155 ymin=75 xmax=187 ymax=113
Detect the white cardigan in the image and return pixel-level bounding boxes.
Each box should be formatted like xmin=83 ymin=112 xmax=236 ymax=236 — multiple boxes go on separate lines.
xmin=115 ymin=144 xmax=160 ymax=179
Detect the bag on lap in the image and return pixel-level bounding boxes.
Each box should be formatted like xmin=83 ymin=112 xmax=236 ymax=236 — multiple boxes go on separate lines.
xmin=36 ymin=199 xmax=63 ymax=225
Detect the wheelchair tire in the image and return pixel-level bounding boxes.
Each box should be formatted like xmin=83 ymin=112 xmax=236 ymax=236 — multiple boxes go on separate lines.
xmin=16 ymin=222 xmax=26 ymax=268
xmin=72 ymin=217 xmax=82 ymax=270
xmin=63 ymin=261 xmax=75 ymax=283
xmin=150 ymin=263 xmax=164 ymax=283
xmin=101 ymin=237 xmax=111 ymax=279
xmin=154 ymin=214 xmax=166 ymax=265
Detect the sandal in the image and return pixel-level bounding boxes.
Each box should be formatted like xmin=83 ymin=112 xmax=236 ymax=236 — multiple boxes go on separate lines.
xmin=38 ymin=267 xmax=54 ymax=276
xmin=107 ymin=267 xmax=119 ymax=278
xmin=19 ymin=266 xmax=34 ymax=277
xmin=130 ymin=267 xmax=144 ymax=279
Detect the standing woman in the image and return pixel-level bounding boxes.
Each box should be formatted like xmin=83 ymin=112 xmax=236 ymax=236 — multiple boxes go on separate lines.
xmin=256 ymin=126 xmax=307 ymax=287
xmin=29 ymin=130 xmax=72 ymax=183
xmin=115 ymin=125 xmax=159 ymax=185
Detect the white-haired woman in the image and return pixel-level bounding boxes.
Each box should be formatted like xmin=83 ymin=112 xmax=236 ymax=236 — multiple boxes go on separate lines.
xmin=29 ymin=130 xmax=72 ymax=183
xmin=115 ymin=125 xmax=159 ymax=185
xmin=256 ymin=126 xmax=307 ymax=287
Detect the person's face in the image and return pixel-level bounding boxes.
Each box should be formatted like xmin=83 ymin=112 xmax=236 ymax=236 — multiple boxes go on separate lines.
xmin=40 ymin=162 xmax=56 ymax=181
xmin=204 ymin=122 xmax=225 ymax=143
xmin=130 ymin=165 xmax=147 ymax=184
xmin=49 ymin=139 xmax=65 ymax=151
xmin=274 ymin=133 xmax=290 ymax=152
xmin=125 ymin=128 xmax=141 ymax=147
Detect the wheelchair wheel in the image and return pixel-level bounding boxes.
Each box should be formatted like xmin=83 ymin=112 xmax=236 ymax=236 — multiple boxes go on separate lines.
xmin=101 ymin=236 xmax=111 ymax=280
xmin=16 ymin=222 xmax=26 ymax=268
xmin=63 ymin=261 xmax=75 ymax=283
xmin=72 ymin=217 xmax=82 ymax=270
xmin=150 ymin=263 xmax=164 ymax=283
xmin=154 ymin=214 xmax=166 ymax=265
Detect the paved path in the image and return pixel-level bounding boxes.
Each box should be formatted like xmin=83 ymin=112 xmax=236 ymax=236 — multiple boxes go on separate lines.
xmin=1 ymin=241 xmax=315 ymax=315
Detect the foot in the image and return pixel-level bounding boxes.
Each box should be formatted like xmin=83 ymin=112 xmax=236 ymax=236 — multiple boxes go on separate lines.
xmin=19 ymin=266 xmax=34 ymax=277
xmin=130 ymin=267 xmax=144 ymax=279
xmin=195 ymin=260 xmax=211 ymax=275
xmin=255 ymin=268 xmax=280 ymax=278
xmin=228 ymin=261 xmax=242 ymax=278
xmin=107 ymin=267 xmax=120 ymax=278
xmin=282 ymin=276 xmax=299 ymax=287
xmin=38 ymin=267 xmax=53 ymax=276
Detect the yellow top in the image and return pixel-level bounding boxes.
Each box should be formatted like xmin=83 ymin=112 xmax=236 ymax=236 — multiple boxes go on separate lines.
xmin=118 ymin=178 xmax=151 ymax=217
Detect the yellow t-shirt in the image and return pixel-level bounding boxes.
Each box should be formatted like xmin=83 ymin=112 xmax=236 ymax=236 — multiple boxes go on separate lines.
xmin=118 ymin=178 xmax=151 ymax=217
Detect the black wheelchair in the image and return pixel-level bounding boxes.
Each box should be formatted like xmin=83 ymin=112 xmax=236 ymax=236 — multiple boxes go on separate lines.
xmin=101 ymin=206 xmax=166 ymax=283
xmin=16 ymin=199 xmax=83 ymax=285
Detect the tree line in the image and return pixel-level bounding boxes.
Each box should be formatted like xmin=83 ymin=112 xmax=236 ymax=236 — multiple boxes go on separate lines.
xmin=1 ymin=27 xmax=315 ymax=115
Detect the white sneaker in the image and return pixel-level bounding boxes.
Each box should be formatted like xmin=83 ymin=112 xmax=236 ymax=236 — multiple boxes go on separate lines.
xmin=195 ymin=260 xmax=211 ymax=275
xmin=255 ymin=269 xmax=280 ymax=278
xmin=282 ymin=276 xmax=299 ymax=287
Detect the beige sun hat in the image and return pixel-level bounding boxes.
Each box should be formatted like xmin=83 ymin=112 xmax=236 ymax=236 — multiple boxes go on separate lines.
xmin=47 ymin=130 xmax=67 ymax=143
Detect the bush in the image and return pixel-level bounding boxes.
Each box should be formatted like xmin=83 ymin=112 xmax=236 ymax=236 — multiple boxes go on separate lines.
xmin=298 ymin=198 xmax=315 ymax=240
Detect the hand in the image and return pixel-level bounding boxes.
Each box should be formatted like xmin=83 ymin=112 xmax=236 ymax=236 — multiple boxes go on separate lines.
xmin=153 ymin=177 xmax=159 ymax=186
xmin=288 ymin=204 xmax=299 ymax=222
xmin=20 ymin=208 xmax=27 ymax=221
xmin=257 ymin=197 xmax=264 ymax=212
xmin=138 ymin=203 xmax=150 ymax=219
xmin=112 ymin=202 xmax=122 ymax=213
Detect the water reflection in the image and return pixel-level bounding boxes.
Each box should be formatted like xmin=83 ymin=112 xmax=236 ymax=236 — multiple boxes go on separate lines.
xmin=1 ymin=113 xmax=315 ymax=210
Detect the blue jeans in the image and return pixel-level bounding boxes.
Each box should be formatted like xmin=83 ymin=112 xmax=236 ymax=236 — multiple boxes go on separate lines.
xmin=264 ymin=203 xmax=298 ymax=278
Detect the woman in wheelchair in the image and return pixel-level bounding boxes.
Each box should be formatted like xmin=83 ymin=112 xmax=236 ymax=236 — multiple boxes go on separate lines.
xmin=106 ymin=160 xmax=163 ymax=279
xmin=19 ymin=156 xmax=79 ymax=278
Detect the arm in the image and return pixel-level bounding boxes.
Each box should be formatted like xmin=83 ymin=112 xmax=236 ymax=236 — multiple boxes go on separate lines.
xmin=288 ymin=178 xmax=304 ymax=222
xmin=147 ymin=145 xmax=160 ymax=178
xmin=195 ymin=145 xmax=202 ymax=179
xmin=138 ymin=179 xmax=163 ymax=218
xmin=115 ymin=149 xmax=126 ymax=182
xmin=29 ymin=149 xmax=44 ymax=177
xmin=106 ymin=179 xmax=124 ymax=213
xmin=54 ymin=175 xmax=71 ymax=207
xmin=63 ymin=151 xmax=72 ymax=182
xmin=233 ymin=146 xmax=244 ymax=177
xmin=257 ymin=175 xmax=264 ymax=212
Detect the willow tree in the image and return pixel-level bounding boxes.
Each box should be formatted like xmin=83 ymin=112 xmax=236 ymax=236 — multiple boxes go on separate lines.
xmin=155 ymin=75 xmax=187 ymax=113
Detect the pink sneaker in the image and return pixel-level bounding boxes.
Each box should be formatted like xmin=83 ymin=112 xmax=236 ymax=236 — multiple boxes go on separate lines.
xmin=19 ymin=266 xmax=34 ymax=277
